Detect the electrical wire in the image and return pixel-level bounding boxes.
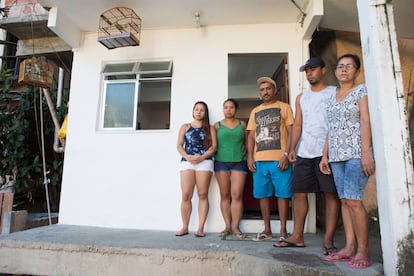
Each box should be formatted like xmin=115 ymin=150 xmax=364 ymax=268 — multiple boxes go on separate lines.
xmin=28 ymin=3 xmax=56 ymax=223
xmin=290 ymin=0 xmax=307 ymax=26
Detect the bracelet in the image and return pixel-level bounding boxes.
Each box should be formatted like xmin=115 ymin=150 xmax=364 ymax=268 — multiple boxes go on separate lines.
xmin=283 ymin=151 xmax=288 ymax=157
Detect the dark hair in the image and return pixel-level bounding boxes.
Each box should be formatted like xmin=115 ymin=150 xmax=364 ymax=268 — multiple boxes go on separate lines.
xmin=193 ymin=101 xmax=212 ymax=149
xmin=336 ymin=54 xmax=361 ymax=70
xmin=223 ymin=98 xmax=238 ymax=110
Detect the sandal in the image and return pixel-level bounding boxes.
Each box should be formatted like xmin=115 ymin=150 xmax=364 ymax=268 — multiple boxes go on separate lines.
xmin=325 ymin=253 xmax=352 ymax=262
xmin=252 ymin=232 xmax=273 ymax=241
xmin=175 ymin=229 xmax=189 ymax=236
xmin=194 ymin=231 xmax=206 ymax=237
xmin=273 ymin=237 xmax=306 ymax=248
xmin=279 ymin=232 xmax=291 ymax=240
xmin=234 ymin=232 xmax=246 ymax=240
xmin=219 ymin=229 xmax=231 ymax=237
xmin=322 ymin=245 xmax=337 ymax=256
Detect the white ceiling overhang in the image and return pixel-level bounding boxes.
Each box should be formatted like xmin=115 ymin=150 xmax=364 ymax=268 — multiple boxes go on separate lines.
xmin=37 ymin=0 xmax=413 ymax=49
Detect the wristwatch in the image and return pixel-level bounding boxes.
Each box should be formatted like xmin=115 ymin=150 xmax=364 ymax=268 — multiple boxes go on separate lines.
xmin=283 ymin=151 xmax=288 ymax=157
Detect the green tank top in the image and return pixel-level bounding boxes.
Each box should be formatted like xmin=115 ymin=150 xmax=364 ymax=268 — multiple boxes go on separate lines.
xmin=215 ymin=120 xmax=247 ymax=162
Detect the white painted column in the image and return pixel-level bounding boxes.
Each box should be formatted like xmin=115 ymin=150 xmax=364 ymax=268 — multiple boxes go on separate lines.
xmin=357 ymin=1 xmax=414 ymax=275
xmin=298 ymin=0 xmax=325 ymax=234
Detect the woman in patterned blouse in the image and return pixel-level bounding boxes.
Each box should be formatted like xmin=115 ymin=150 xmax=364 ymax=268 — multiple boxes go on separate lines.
xmin=320 ymin=54 xmax=375 ymax=269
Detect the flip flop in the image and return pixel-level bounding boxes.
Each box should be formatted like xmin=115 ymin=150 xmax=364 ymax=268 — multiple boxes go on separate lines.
xmin=219 ymin=229 xmax=231 ymax=237
xmin=348 ymin=257 xmax=372 ymax=269
xmin=279 ymin=233 xmax=291 ymax=240
xmin=175 ymin=230 xmax=189 ymax=236
xmin=325 ymin=252 xmax=352 ymax=262
xmin=252 ymin=233 xmax=273 ymax=241
xmin=234 ymin=232 xmax=246 ymax=240
xmin=194 ymin=231 xmax=206 ymax=237
xmin=273 ymin=237 xmax=306 ymax=248
xmin=322 ymin=245 xmax=338 ymax=256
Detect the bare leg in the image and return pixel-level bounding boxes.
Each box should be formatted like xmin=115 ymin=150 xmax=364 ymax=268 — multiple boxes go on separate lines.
xmin=195 ymin=171 xmax=212 ymax=235
xmin=215 ymin=171 xmax=232 ymax=235
xmin=230 ymin=171 xmax=246 ymax=234
xmin=277 ymin=197 xmax=290 ymax=238
xmin=177 ymin=170 xmax=195 ymax=234
xmin=324 ymin=192 xmax=340 ymax=250
xmin=282 ymin=192 xmax=307 ymax=244
xmin=346 ymin=199 xmax=370 ymax=262
xmin=336 ymin=199 xmax=356 ymax=257
xmin=259 ymin=197 xmax=272 ymax=235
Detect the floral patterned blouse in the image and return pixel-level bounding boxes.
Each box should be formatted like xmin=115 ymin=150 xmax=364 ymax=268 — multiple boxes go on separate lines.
xmin=327 ymin=84 xmax=367 ymax=162
xmin=181 ymin=125 xmax=209 ymax=161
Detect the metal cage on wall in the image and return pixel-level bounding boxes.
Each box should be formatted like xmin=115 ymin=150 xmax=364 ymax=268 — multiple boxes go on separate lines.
xmin=98 ymin=7 xmax=141 ymax=50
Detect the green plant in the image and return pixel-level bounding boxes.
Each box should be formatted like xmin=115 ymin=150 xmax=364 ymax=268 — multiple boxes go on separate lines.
xmin=0 ymin=73 xmax=66 ymax=211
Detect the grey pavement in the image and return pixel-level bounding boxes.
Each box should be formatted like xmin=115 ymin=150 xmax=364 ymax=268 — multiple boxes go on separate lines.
xmin=0 ymin=224 xmax=383 ymax=275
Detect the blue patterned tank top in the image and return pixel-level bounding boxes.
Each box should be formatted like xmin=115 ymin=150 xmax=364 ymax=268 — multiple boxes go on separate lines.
xmin=181 ymin=125 xmax=210 ymax=161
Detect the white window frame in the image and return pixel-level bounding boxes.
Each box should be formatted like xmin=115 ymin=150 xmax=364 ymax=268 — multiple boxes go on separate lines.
xmin=99 ymin=59 xmax=172 ymax=131
xmin=101 ymin=78 xmax=139 ymax=130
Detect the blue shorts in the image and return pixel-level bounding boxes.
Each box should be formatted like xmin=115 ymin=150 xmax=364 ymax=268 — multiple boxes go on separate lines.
xmin=214 ymin=160 xmax=248 ymax=173
xmin=330 ymin=158 xmax=368 ymax=200
xmin=253 ymin=161 xmax=293 ymax=199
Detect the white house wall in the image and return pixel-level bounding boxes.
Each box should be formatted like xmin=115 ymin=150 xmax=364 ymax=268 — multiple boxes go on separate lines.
xmin=60 ymin=23 xmax=303 ymax=232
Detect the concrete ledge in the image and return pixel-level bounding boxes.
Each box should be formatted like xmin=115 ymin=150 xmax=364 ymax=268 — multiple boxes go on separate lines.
xmin=0 ymin=243 xmax=343 ymax=275
xmin=0 ymin=225 xmax=383 ymax=276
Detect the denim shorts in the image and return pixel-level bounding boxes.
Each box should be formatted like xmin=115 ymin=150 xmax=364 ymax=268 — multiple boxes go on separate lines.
xmin=179 ymin=160 xmax=214 ymax=172
xmin=330 ymin=158 xmax=368 ymax=200
xmin=253 ymin=161 xmax=293 ymax=199
xmin=214 ymin=160 xmax=248 ymax=173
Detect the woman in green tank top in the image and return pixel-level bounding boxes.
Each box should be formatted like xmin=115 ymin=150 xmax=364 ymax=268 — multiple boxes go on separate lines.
xmin=214 ymin=99 xmax=248 ymax=239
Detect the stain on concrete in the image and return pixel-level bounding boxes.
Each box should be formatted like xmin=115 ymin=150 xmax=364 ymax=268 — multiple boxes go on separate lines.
xmin=397 ymin=231 xmax=414 ymax=275
xmin=271 ymin=252 xmax=342 ymax=275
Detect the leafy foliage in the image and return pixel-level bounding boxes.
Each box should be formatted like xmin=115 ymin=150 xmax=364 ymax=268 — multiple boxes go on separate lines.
xmin=0 ymin=75 xmax=67 ymax=211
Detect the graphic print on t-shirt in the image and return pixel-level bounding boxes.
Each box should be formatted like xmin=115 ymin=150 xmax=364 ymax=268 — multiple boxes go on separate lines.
xmin=255 ymin=108 xmax=281 ymax=152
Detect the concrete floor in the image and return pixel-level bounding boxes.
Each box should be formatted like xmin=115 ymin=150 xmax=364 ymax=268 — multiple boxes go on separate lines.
xmin=0 ymin=224 xmax=383 ymax=275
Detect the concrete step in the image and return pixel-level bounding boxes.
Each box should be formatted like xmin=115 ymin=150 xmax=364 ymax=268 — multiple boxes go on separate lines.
xmin=0 ymin=224 xmax=383 ymax=275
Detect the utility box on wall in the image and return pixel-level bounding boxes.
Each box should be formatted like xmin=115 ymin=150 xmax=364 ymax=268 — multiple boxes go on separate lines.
xmin=18 ymin=57 xmax=53 ymax=88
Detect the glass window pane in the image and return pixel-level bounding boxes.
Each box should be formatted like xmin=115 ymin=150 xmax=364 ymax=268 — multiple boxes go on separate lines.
xmin=137 ymin=61 xmax=172 ymax=73
xmin=106 ymin=74 xmax=136 ymax=80
xmin=103 ymin=82 xmax=136 ymax=128
xmin=103 ymin=63 xmax=136 ymax=73
xmin=137 ymin=80 xmax=171 ymax=129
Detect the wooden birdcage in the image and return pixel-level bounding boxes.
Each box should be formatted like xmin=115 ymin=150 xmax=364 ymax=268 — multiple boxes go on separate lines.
xmin=98 ymin=7 xmax=141 ymax=50
xmin=18 ymin=56 xmax=54 ymax=88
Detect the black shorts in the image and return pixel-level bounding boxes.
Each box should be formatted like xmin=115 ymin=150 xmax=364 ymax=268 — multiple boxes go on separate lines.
xmin=291 ymin=156 xmax=337 ymax=193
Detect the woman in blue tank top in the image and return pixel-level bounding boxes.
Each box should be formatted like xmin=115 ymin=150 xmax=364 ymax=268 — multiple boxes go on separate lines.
xmin=214 ymin=99 xmax=248 ymax=239
xmin=176 ymin=101 xmax=217 ymax=237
